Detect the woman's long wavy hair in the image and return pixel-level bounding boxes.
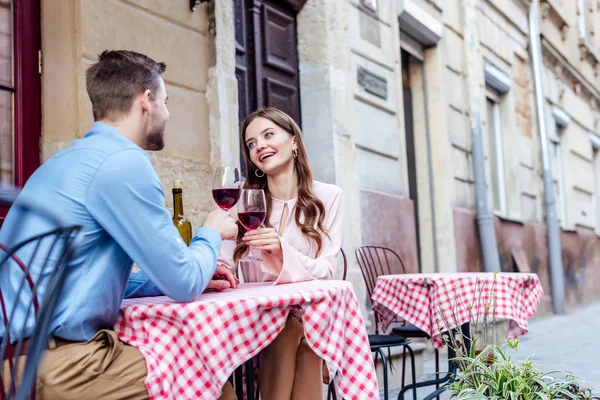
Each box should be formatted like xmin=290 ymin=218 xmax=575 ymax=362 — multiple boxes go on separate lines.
xmin=233 ymin=107 xmax=329 ymax=262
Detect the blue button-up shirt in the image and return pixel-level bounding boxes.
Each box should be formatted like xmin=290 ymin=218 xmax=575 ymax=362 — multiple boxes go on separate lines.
xmin=0 ymin=122 xmax=221 ymax=342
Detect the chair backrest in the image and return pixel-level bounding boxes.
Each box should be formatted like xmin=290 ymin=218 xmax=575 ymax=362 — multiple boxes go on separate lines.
xmin=339 ymin=248 xmax=347 ymax=281
xmin=355 ymin=245 xmax=407 ymax=299
xmin=0 ymin=188 xmax=84 ymax=400
xmin=328 ymin=248 xmax=348 ymax=400
xmin=355 ymin=245 xmax=407 ymax=334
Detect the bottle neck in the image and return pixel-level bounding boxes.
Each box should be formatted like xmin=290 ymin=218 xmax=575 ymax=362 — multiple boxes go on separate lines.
xmin=172 ymin=188 xmax=184 ymax=217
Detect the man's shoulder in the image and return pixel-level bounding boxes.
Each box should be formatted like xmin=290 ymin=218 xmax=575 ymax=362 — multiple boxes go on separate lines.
xmin=74 ymin=132 xmax=143 ymax=155
xmin=51 ymin=131 xmax=145 ymax=165
xmin=92 ymin=147 xmax=154 ymax=182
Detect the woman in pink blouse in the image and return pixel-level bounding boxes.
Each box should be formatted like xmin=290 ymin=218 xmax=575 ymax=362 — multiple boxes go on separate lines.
xmin=219 ymin=107 xmax=343 ymax=399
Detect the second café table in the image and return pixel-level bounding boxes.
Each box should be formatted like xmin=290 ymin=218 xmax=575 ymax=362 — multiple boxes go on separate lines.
xmin=114 ymin=280 xmax=380 ymax=400
xmin=372 ymin=272 xmax=544 ymax=399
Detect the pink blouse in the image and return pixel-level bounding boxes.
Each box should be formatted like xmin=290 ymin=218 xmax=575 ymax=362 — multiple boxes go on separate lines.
xmin=218 ymin=181 xmax=343 ymax=285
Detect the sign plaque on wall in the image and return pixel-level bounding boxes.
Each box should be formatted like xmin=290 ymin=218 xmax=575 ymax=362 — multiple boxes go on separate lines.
xmin=357 ymin=66 xmax=388 ymax=100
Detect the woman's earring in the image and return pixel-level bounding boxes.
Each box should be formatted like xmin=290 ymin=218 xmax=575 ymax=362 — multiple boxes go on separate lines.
xmin=293 ymin=149 xmax=298 ymax=159
xmin=255 ymin=168 xmax=265 ymax=178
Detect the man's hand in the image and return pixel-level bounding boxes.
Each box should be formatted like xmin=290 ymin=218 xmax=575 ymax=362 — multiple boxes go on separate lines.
xmin=203 ymin=209 xmax=238 ymax=240
xmin=204 ymin=265 xmax=238 ymax=292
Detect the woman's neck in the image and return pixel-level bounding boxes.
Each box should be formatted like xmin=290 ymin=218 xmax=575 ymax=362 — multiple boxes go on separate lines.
xmin=267 ymin=167 xmax=299 ymax=200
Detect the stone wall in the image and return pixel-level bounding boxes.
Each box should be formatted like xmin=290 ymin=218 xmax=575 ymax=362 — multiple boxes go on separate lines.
xmin=41 ymin=0 xmax=218 ymax=228
xmin=434 ymin=0 xmax=600 ymax=307
xmin=347 ymin=0 xmax=416 ymax=276
xmin=454 ymin=207 xmax=600 ymax=314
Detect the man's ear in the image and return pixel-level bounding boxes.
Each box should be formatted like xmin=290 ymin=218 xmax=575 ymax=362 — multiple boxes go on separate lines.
xmin=140 ymin=89 xmax=152 ymax=113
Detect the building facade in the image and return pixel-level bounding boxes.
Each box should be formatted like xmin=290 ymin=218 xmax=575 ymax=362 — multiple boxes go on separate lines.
xmin=2 ymin=0 xmax=600 ymax=316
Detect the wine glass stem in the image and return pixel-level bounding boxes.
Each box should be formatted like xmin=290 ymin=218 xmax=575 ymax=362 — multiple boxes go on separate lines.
xmin=245 ymin=245 xmax=262 ymax=262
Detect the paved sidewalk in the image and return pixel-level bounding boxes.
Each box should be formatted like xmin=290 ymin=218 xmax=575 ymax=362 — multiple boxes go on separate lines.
xmin=514 ymin=301 xmax=600 ymax=394
xmin=385 ymin=301 xmax=600 ymax=399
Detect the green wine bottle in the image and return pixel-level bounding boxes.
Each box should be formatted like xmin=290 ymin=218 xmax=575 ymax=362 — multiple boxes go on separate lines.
xmin=172 ymin=180 xmax=192 ymax=245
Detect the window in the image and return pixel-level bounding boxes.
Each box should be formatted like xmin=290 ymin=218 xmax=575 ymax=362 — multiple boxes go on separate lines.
xmin=485 ymin=91 xmax=507 ymax=215
xmin=0 ymin=0 xmax=41 ymax=220
xmin=594 ymin=150 xmax=600 ymax=235
xmin=592 ymin=135 xmax=600 ymax=235
xmin=590 ymin=134 xmax=600 ymax=235
xmin=578 ymin=0 xmax=599 ymax=42
xmin=0 ymin=0 xmax=13 ymax=185
xmin=578 ymin=0 xmax=588 ymax=39
xmin=551 ymin=106 xmax=570 ymax=229
xmin=483 ymin=61 xmax=510 ymax=216
xmin=550 ymin=135 xmax=567 ymax=228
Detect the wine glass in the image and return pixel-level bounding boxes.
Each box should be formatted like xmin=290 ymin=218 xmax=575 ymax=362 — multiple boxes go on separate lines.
xmin=212 ymin=167 xmax=241 ymax=211
xmin=238 ymin=189 xmax=267 ymax=262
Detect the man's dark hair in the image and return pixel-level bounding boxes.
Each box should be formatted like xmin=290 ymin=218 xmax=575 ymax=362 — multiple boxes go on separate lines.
xmin=86 ymin=50 xmax=166 ymax=121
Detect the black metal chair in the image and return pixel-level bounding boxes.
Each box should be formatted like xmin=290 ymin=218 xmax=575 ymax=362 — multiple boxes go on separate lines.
xmin=0 ymin=187 xmax=84 ymax=400
xmin=328 ymin=248 xmax=415 ymax=400
xmin=326 ymin=248 xmax=347 ymax=400
xmin=356 ymin=245 xmax=425 ymax=400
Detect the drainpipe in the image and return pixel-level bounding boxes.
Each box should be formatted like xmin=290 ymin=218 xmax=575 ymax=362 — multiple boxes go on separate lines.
xmin=463 ymin=0 xmax=501 ymax=273
xmin=529 ymin=0 xmax=565 ymax=313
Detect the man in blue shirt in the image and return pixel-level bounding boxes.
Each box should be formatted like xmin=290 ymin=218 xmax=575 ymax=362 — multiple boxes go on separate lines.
xmin=0 ymin=50 xmax=238 ymax=399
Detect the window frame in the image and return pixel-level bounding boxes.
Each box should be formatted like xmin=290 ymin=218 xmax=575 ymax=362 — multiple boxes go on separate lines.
xmin=590 ymin=134 xmax=600 ymax=235
xmin=485 ymin=88 xmax=508 ymax=216
xmin=592 ymin=147 xmax=600 ymax=236
xmin=593 ymin=150 xmax=600 ymax=236
xmin=0 ymin=0 xmax=41 ymax=221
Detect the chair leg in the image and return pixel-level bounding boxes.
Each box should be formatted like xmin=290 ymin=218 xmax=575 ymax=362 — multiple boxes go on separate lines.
xmin=255 ymin=375 xmax=260 ymax=399
xmin=328 ymin=381 xmax=338 ymax=400
xmin=407 ymin=345 xmax=417 ymax=400
xmin=401 ymin=346 xmax=407 ymax=389
xmin=397 ymin=345 xmax=417 ymax=400
xmin=245 ymin=360 xmax=254 ymax=400
xmin=234 ymin=365 xmax=244 ymax=400
xmin=435 ymin=349 xmax=440 ymax=400
xmin=376 ymin=348 xmax=388 ymax=400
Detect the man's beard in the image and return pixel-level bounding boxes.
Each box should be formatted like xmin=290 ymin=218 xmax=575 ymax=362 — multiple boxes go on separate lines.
xmin=145 ymin=114 xmax=166 ymax=151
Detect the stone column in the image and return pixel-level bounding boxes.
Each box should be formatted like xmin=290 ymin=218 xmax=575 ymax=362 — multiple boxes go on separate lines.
xmin=423 ymin=46 xmax=458 ymax=273
xmin=207 ymin=0 xmax=240 ymax=169
xmin=296 ymin=1 xmax=366 ymax=306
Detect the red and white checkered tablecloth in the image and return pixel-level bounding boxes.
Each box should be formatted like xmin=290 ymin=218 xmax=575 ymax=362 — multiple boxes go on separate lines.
xmin=114 ymin=280 xmax=379 ymax=400
xmin=371 ymin=273 xmax=544 ymax=349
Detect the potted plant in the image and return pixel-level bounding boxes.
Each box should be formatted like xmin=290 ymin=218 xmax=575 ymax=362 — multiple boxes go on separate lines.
xmin=435 ymin=274 xmax=596 ymax=399
xmin=446 ymin=339 xmax=594 ymax=399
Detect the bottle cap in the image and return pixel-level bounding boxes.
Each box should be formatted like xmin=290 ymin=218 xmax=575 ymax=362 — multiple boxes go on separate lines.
xmin=173 ymin=179 xmax=182 ymax=188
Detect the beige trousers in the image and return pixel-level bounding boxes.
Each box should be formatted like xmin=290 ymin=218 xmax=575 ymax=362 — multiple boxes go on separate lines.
xmin=259 ymin=317 xmax=323 ymax=400
xmin=3 ymin=329 xmax=237 ymax=400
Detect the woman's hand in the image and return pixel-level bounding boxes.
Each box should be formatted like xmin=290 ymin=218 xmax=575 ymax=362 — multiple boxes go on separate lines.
xmin=242 ymin=227 xmax=283 ymax=260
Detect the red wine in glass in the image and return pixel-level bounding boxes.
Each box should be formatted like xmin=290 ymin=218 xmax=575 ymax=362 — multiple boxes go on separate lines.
xmin=212 ymin=188 xmax=241 ymax=211
xmin=238 ymin=211 xmax=267 ymax=230
xmin=239 ymin=189 xmax=267 ymax=262
xmin=212 ymin=167 xmax=241 ymax=211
